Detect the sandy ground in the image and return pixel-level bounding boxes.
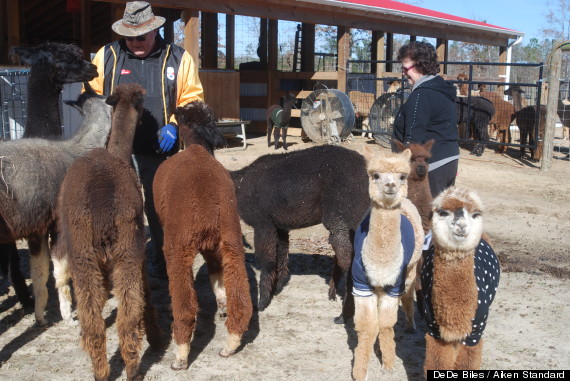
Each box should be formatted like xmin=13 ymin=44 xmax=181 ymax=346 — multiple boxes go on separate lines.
xmin=0 ymin=133 xmax=569 ymax=380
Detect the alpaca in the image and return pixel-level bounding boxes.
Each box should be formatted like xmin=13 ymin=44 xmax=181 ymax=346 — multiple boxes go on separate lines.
xmin=53 ymin=84 xmax=160 ymax=381
xmin=478 ymin=90 xmax=515 ymax=153
xmin=267 ymin=93 xmax=296 ymax=150
xmin=352 ymin=147 xmax=424 ymax=380
xmin=421 ymin=186 xmax=500 ymax=373
xmin=0 ymin=87 xmax=112 ymax=326
xmin=1 ymin=42 xmax=98 ymax=308
xmin=10 ymin=42 xmax=98 ymax=139
xmin=392 ymin=139 xmax=434 ymax=314
xmin=504 ymin=85 xmax=546 ymax=161
xmin=230 ymin=145 xmax=370 ymax=314
xmin=455 ymin=96 xmax=495 ymax=156
xmin=153 ymin=101 xmax=252 ymax=370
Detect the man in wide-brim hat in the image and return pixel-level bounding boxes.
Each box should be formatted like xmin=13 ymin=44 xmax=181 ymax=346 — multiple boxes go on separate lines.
xmin=89 ymin=1 xmax=204 ymax=280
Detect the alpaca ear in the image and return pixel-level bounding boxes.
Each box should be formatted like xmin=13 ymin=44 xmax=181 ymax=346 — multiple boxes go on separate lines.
xmin=402 ymin=148 xmax=412 ymax=161
xmin=392 ymin=139 xmax=405 ymax=152
xmin=106 ymin=94 xmax=119 ymax=107
xmin=424 ymin=139 xmax=435 ymax=152
xmin=9 ymin=46 xmax=41 ymax=66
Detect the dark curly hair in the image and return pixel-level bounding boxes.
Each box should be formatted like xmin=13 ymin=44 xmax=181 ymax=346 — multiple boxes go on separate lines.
xmin=397 ymin=41 xmax=440 ymax=76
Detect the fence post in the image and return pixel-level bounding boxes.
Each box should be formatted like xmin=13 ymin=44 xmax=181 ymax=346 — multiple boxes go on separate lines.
xmin=542 ymin=41 xmax=567 ymax=171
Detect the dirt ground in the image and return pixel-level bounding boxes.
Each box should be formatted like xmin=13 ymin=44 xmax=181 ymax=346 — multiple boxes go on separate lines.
xmin=0 ymin=133 xmax=569 ymax=380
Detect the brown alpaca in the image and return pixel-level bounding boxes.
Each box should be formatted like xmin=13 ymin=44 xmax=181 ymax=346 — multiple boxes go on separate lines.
xmin=53 ymin=84 xmax=161 ymax=381
xmin=478 ymin=91 xmax=515 ymax=153
xmin=153 ymin=101 xmax=252 ymax=370
xmin=421 ymin=187 xmax=500 ymax=374
xmin=393 ymin=139 xmax=434 ymax=313
xmin=352 ymin=147 xmax=424 ymax=380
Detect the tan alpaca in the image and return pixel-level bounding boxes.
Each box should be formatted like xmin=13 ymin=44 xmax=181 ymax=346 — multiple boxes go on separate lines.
xmin=421 ymin=187 xmax=500 ymax=375
xmin=352 ymin=147 xmax=424 ymax=381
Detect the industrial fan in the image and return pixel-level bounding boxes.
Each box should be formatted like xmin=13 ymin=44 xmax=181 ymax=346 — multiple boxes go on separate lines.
xmin=300 ymin=89 xmax=355 ymax=144
xmin=368 ymin=89 xmax=410 ymax=148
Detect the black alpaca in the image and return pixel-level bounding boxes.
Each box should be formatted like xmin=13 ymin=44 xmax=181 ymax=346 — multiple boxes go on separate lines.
xmin=455 ymin=96 xmax=495 ymax=156
xmin=267 ymin=94 xmax=296 ymax=150
xmin=230 ymin=145 xmax=369 ymax=315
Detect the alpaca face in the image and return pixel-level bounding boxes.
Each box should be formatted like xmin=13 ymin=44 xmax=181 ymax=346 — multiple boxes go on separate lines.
xmin=363 ymin=147 xmax=411 ymax=208
xmin=431 ymin=187 xmax=484 ymax=251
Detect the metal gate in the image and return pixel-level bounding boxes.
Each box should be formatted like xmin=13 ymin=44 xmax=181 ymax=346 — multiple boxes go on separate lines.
xmin=346 ymin=60 xmax=544 ymax=156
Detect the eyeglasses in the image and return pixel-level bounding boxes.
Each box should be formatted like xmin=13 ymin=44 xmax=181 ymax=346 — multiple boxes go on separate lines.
xmin=401 ymin=65 xmax=415 ymax=74
xmin=126 ymin=35 xmax=148 ymax=42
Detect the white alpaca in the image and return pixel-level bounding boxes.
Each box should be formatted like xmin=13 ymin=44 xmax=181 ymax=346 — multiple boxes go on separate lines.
xmin=351 ymin=147 xmax=424 ymax=381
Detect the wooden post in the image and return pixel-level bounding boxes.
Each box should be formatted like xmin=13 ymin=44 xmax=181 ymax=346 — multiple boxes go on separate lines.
xmin=301 ymin=23 xmax=315 ymax=72
xmin=409 ymin=35 xmax=416 ymax=43
xmin=268 ymin=19 xmax=278 ymax=71
xmin=385 ymin=33 xmax=393 ymax=72
xmin=436 ymin=38 xmax=448 ymax=75
xmin=226 ymin=14 xmax=235 ymax=70
xmin=541 ymin=44 xmax=562 ymax=172
xmin=4 ymin=0 xmax=20 ymax=63
xmin=498 ymin=46 xmax=507 ymax=94
xmin=81 ymin=0 xmax=91 ymax=59
xmin=372 ymin=30 xmax=385 ymax=95
xmin=111 ymin=3 xmax=124 ymax=41
xmin=258 ymin=18 xmax=268 ymax=64
xmin=201 ymin=12 xmax=218 ymax=69
xmin=337 ymin=26 xmax=350 ymax=92
xmin=182 ymin=9 xmax=199 ymax=67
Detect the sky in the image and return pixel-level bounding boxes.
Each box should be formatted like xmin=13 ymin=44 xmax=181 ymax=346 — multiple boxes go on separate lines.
xmin=419 ymin=0 xmax=550 ymax=42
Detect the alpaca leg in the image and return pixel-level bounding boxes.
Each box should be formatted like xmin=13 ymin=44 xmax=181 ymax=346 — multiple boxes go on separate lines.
xmin=401 ymin=288 xmax=416 ymax=332
xmin=218 ymin=243 xmax=253 ymax=357
xmin=204 ymin=256 xmax=227 ymax=318
xmin=281 ymin=127 xmax=288 ymax=150
xmin=274 ymin=229 xmax=290 ymax=295
xmin=166 ymin=245 xmax=198 ymax=370
xmin=3 ymin=242 xmax=32 ymax=308
xmin=327 ymin=227 xmax=353 ymax=300
xmin=455 ymin=340 xmax=483 ymax=370
xmin=53 ymin=256 xmax=75 ymax=325
xmin=267 ymin=123 xmax=273 ymax=147
xmin=73 ymin=261 xmax=110 ymax=381
xmin=273 ymin=127 xmax=281 ymax=149
xmin=253 ymin=227 xmax=278 ymax=311
xmin=377 ymin=294 xmax=399 ymax=370
xmin=352 ymin=295 xmax=379 ymax=381
xmin=112 ymin=259 xmax=145 ymax=381
xmin=415 ymin=255 xmax=425 ymax=319
xmin=28 ymin=234 xmax=50 ymax=326
xmin=141 ymin=266 xmax=161 ymax=350
xmin=424 ymin=334 xmax=459 ymax=375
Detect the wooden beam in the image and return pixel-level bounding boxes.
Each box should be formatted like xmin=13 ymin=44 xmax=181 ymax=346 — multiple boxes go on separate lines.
xmin=182 ymin=9 xmax=199 ymax=66
xmin=258 ymin=18 xmax=268 ymax=64
xmin=81 ymin=0 xmax=91 ymax=59
xmin=201 ymin=12 xmax=218 ymax=69
xmin=226 ymin=14 xmax=235 ymax=69
xmin=371 ymin=30 xmax=385 ymax=95
xmin=6 ymin=0 xmax=20 ymax=58
xmin=436 ymin=38 xmax=448 ymax=74
xmin=497 ymin=46 xmax=507 ymax=93
xmin=337 ymin=26 xmax=350 ymax=92
xmin=111 ymin=3 xmax=123 ymax=41
xmin=409 ymin=35 xmax=416 ymax=43
xmin=268 ymin=19 xmax=278 ymax=70
xmin=301 ymin=23 xmax=315 ymax=72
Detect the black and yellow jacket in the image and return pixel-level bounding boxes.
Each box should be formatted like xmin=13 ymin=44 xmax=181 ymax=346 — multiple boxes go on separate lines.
xmin=89 ymin=37 xmax=203 ymax=155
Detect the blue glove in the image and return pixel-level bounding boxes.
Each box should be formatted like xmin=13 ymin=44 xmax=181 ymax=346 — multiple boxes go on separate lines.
xmin=157 ymin=123 xmax=177 ymax=153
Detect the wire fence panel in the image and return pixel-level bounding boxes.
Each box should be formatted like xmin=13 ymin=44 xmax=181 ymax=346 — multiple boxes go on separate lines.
xmin=0 ymin=69 xmax=29 ymax=141
xmin=346 ymin=60 xmax=545 ymax=157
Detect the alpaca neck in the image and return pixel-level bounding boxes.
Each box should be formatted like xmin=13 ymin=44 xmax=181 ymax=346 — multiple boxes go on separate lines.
xmin=367 ymin=204 xmax=402 ymax=264
xmin=512 ymin=90 xmax=524 ymax=112
xmin=71 ymin=101 xmax=112 ymax=150
xmin=407 ymin=180 xmax=432 ymax=234
xmin=433 ymin=242 xmax=473 ymax=262
xmin=24 ymin=70 xmax=62 ymax=138
xmin=107 ymin=108 xmax=137 ymax=162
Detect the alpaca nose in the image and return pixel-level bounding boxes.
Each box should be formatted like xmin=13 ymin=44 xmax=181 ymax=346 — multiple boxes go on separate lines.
xmin=452 ymin=209 xmax=469 ymax=236
xmin=416 ymin=165 xmax=427 ymax=176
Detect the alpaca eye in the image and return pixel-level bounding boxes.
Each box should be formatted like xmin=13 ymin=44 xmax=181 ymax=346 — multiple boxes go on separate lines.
xmin=437 ymin=210 xmax=449 ymax=217
xmin=373 ymin=173 xmax=380 ymax=180
xmin=472 ymin=212 xmax=482 ymax=218
xmin=400 ymin=174 xmax=407 ymax=181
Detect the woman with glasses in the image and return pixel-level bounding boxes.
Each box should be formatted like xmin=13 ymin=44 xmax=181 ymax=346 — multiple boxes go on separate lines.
xmin=88 ymin=1 xmax=204 ymax=280
xmin=393 ymin=41 xmax=459 ymax=198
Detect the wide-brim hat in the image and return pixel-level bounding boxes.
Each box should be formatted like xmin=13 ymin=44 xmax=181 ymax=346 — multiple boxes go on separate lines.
xmin=111 ymin=1 xmax=165 ymax=37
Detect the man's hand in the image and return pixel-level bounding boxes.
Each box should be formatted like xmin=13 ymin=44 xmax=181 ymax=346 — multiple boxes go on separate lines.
xmin=157 ymin=123 xmax=177 ymax=153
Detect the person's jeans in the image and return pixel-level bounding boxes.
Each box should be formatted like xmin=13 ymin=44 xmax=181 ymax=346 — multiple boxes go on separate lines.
xmin=132 ymin=154 xmax=166 ymax=274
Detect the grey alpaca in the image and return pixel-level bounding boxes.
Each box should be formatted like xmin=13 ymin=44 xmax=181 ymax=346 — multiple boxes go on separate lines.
xmin=0 ymin=87 xmax=112 ymax=326
xmin=1 ymin=42 xmax=98 ymax=309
